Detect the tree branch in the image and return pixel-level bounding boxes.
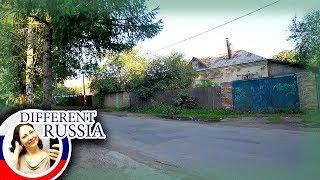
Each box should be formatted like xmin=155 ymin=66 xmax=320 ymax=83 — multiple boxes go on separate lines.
xmin=28 ymin=14 xmax=50 ymax=26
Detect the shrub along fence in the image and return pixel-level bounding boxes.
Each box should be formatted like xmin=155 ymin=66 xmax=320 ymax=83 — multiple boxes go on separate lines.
xmin=55 ymin=95 xmax=92 ymax=107
xmin=114 ymin=87 xmax=222 ymax=109
xmin=99 ymin=72 xmax=319 ymax=112
xmin=134 ymin=86 xmax=221 ymax=109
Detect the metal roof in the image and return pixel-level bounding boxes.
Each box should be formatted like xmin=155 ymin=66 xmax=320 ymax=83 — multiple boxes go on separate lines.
xmin=194 ymin=50 xmax=267 ymax=69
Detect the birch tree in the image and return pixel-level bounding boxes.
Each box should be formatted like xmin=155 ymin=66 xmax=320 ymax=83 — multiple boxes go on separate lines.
xmin=26 ymin=17 xmax=34 ymax=105
xmin=0 ymin=0 xmax=162 ymax=108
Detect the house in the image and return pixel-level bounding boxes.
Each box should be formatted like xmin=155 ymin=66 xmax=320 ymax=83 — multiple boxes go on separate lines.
xmin=189 ymin=38 xmax=303 ymax=84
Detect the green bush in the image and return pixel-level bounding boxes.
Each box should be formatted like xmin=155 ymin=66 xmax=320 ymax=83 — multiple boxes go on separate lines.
xmin=135 ymin=86 xmax=154 ymax=101
xmin=89 ymin=77 xmax=120 ymax=96
xmin=143 ymin=101 xmax=181 ymax=115
xmin=194 ymin=79 xmax=219 ymax=88
xmin=133 ymin=53 xmax=197 ymax=100
xmin=173 ymin=91 xmax=197 ymax=109
xmin=195 ymin=79 xmax=213 ymax=88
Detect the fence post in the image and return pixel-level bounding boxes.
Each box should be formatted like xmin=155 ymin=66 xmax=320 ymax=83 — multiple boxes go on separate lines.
xmin=221 ymin=82 xmax=233 ymax=110
xmin=297 ymin=72 xmax=318 ymax=112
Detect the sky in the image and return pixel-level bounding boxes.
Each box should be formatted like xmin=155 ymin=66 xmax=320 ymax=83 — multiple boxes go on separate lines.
xmin=137 ymin=0 xmax=320 ymax=59
xmin=65 ymin=0 xmax=320 ymax=88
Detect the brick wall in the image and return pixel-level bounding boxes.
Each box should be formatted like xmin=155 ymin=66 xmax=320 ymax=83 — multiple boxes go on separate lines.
xmin=297 ymin=72 xmax=319 ymax=112
xmin=221 ymin=82 xmax=233 ymax=110
xmin=268 ymin=62 xmax=303 ymax=77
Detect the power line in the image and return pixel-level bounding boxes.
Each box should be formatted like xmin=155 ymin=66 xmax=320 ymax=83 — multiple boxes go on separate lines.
xmin=148 ymin=0 xmax=281 ymax=54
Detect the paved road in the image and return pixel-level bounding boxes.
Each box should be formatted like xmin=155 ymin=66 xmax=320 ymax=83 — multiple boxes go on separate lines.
xmin=63 ymin=113 xmax=320 ymax=180
xmin=103 ymin=113 xmax=320 ymax=179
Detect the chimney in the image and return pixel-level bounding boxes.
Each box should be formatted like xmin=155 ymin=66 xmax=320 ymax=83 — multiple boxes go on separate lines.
xmin=226 ymin=38 xmax=233 ymax=59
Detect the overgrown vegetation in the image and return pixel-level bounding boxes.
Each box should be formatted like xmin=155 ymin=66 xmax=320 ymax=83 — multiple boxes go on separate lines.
xmin=90 ymin=52 xmax=197 ymax=101
xmin=302 ymin=112 xmax=320 ymax=123
xmin=272 ymin=50 xmax=298 ymax=64
xmin=267 ymin=114 xmax=284 ymax=124
xmin=89 ymin=49 xmax=148 ymax=96
xmin=124 ymin=101 xmax=233 ymax=122
xmin=101 ymin=105 xmax=308 ymax=124
xmin=132 ymin=53 xmax=197 ymax=100
xmin=173 ymin=91 xmax=197 ymax=109
xmin=194 ymin=79 xmax=218 ymax=88
xmin=289 ymin=10 xmax=320 ymax=72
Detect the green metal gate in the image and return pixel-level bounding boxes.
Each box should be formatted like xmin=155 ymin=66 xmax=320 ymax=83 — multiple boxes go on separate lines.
xmin=232 ymin=75 xmax=300 ymax=112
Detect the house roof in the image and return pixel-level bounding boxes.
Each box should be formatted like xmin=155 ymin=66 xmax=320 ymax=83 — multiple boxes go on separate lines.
xmin=191 ymin=57 xmax=211 ymax=67
xmin=191 ymin=50 xmax=267 ymax=70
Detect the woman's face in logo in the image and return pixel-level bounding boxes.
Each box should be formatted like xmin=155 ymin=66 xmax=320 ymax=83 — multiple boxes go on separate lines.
xmin=19 ymin=125 xmax=39 ymax=149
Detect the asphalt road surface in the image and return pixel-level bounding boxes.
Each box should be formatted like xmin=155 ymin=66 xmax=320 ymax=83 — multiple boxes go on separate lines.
xmin=61 ymin=113 xmax=320 ymax=180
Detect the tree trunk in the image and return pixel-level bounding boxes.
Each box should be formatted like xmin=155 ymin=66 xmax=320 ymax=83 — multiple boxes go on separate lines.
xmin=26 ymin=17 xmax=34 ymax=105
xmin=42 ymin=25 xmax=53 ymax=109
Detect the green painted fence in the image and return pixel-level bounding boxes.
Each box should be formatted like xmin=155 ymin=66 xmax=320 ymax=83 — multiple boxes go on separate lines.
xmin=232 ymin=75 xmax=300 ymax=112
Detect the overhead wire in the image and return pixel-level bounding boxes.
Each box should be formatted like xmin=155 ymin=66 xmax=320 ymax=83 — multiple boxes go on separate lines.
xmin=147 ymin=0 xmax=281 ymax=54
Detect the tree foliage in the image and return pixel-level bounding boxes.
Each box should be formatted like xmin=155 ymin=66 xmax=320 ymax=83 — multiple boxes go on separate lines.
xmin=106 ymin=49 xmax=148 ymax=90
xmin=90 ymin=49 xmax=147 ymax=95
xmin=133 ymin=53 xmax=197 ymax=100
xmin=173 ymin=90 xmax=197 ymax=109
xmin=194 ymin=79 xmax=216 ymax=88
xmin=0 ymin=0 xmax=162 ymax=107
xmin=272 ymin=50 xmax=298 ymax=64
xmin=90 ymin=52 xmax=197 ymax=101
xmin=53 ymin=83 xmax=80 ymax=97
xmin=0 ymin=11 xmax=28 ymax=106
xmin=288 ymin=11 xmax=320 ymax=72
xmin=90 ymin=77 xmax=121 ymax=96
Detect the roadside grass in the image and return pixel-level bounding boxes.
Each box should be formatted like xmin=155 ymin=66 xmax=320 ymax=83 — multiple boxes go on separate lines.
xmin=100 ymin=104 xmax=301 ymax=123
xmin=302 ymin=112 xmax=320 ymax=123
xmin=173 ymin=109 xmax=235 ymax=122
xmin=100 ymin=106 xmax=234 ymax=122
xmin=267 ymin=114 xmax=284 ymax=124
xmin=231 ymin=109 xmax=302 ymax=124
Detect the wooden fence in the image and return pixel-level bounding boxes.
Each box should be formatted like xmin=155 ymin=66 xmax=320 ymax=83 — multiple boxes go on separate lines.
xmin=93 ymin=72 xmax=320 ymax=112
xmin=130 ymin=87 xmax=221 ymax=109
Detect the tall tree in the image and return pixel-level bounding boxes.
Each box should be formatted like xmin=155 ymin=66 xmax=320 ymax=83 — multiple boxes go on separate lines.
xmin=0 ymin=0 xmax=162 ymax=108
xmin=0 ymin=6 xmax=47 ymax=106
xmin=288 ymin=11 xmax=320 ymax=72
xmin=26 ymin=17 xmax=35 ymax=105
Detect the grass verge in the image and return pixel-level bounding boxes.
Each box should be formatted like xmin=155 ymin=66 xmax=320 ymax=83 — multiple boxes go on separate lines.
xmin=267 ymin=114 xmax=284 ymax=124
xmin=100 ymin=105 xmax=234 ymax=122
xmin=302 ymin=112 xmax=320 ymax=123
xmin=100 ymin=105 xmax=306 ymax=124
